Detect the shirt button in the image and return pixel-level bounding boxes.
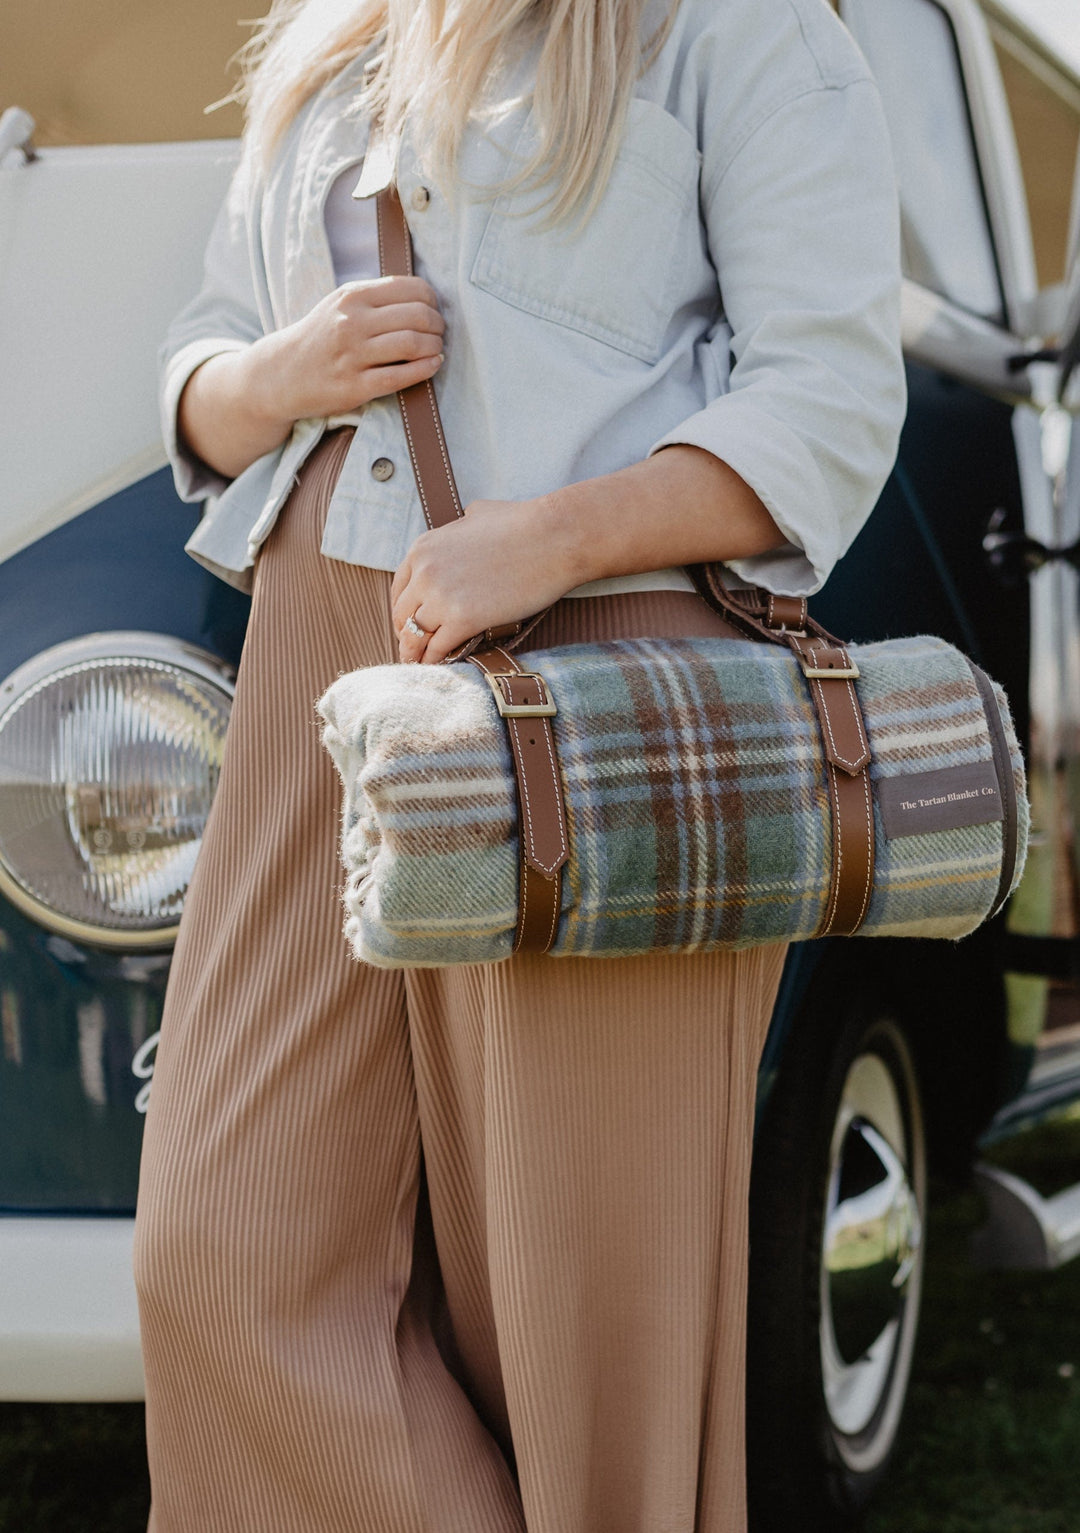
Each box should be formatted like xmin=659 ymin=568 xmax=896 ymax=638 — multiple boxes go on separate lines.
xmin=410 ymin=185 xmax=431 ymax=211
xmin=371 ymin=457 xmax=395 ymax=482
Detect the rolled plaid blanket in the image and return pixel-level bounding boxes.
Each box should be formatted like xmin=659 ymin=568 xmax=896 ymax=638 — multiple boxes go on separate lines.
xmin=317 ymin=634 xmax=1027 ymax=969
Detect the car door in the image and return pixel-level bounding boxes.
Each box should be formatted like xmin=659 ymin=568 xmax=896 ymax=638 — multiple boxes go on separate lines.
xmin=747 ymin=2 xmax=1080 ymax=1527
xmin=829 ymin=0 xmax=1080 ymax=1160
xmin=959 ymin=5 xmax=1080 ymax=1269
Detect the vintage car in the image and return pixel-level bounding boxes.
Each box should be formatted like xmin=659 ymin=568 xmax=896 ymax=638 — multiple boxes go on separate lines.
xmin=2 ymin=0 xmax=1079 ymax=1526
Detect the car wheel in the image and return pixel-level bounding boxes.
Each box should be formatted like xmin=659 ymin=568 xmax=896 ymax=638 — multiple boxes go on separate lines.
xmin=747 ymin=988 xmax=927 ymax=1531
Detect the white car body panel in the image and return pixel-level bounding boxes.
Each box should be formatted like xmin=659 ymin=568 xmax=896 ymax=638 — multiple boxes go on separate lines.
xmin=0 ymin=133 xmax=238 ymax=1403
xmin=0 ymin=1218 xmax=143 ymax=1400
xmin=0 ymin=138 xmax=238 ymax=567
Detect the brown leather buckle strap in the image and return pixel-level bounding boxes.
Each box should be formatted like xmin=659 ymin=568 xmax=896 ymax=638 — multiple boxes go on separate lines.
xmin=468 ymin=649 xmax=569 ymax=953
xmin=785 ymin=634 xmax=875 ymax=937
xmin=687 ymin=563 xmax=877 ymax=936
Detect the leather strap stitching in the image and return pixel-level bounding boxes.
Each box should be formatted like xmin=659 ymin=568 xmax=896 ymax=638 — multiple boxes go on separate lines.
xmin=854 ymin=767 xmax=874 ymax=927
xmin=542 ymin=873 xmax=560 ymax=949
xmin=398 ymin=396 xmax=435 ymax=529
xmin=811 ymin=672 xmax=871 ymax=774
xmin=422 ymin=377 xmax=463 ymax=517
xmin=518 ymin=844 xmax=531 ymax=944
xmin=818 ymin=767 xmax=844 ymax=937
xmin=378 ymin=187 xmax=566 ymax=949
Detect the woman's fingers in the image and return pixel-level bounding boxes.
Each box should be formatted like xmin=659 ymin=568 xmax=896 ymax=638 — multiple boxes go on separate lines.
xmin=315 ymin=282 xmax=447 ymax=408
xmin=339 ymin=284 xmax=445 ymax=339
xmin=418 ymin=626 xmax=461 ymax=666
xmin=351 ymin=274 xmax=441 ymax=311
xmin=361 ymin=352 xmax=444 ymax=402
xmin=396 ymin=618 xmax=461 ymax=666
xmin=362 ymin=299 xmax=446 ymax=338
xmin=364 ymin=327 xmax=444 ymax=367
xmin=390 ymin=560 xmax=426 ymax=658
xmin=394 ymin=591 xmax=441 ymax=663
xmin=389 ymin=558 xmax=410 ymax=612
xmin=397 ymin=616 xmax=431 ymax=663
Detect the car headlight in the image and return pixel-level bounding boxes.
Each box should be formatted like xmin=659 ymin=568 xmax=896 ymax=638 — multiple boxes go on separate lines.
xmin=0 ymin=632 xmax=234 ymax=948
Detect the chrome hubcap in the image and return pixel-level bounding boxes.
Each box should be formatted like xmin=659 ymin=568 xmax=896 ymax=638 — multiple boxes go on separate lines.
xmin=819 ymin=1031 xmax=925 ymax=1472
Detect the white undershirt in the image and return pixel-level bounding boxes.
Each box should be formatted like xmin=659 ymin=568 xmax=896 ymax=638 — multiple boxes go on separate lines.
xmin=321 ymin=165 xmax=694 ymax=597
xmin=324 ymin=166 xmax=380 ymax=285
xmin=322 ymin=168 xmax=378 ymax=434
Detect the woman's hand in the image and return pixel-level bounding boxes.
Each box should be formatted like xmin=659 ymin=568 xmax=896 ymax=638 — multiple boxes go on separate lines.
xmin=177 ymin=277 xmax=445 ymax=481
xmin=390 ymin=446 xmax=787 ymax=665
xmin=264 ymin=276 xmax=445 ymax=420
xmin=391 ymin=498 xmax=584 ymax=664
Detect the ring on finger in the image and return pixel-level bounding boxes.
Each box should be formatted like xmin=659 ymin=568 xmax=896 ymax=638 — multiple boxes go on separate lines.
xmin=403 ymin=612 xmax=430 ymax=640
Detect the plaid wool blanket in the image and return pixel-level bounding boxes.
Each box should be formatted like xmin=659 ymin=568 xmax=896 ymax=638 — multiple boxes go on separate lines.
xmin=317 ymin=635 xmax=1028 ymax=968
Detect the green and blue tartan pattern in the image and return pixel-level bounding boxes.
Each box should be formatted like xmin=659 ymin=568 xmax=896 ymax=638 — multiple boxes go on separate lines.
xmin=317 ymin=634 xmax=1028 ymax=969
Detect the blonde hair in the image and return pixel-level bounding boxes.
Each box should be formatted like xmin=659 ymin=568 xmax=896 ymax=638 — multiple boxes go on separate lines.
xmin=231 ymin=0 xmax=677 ymax=224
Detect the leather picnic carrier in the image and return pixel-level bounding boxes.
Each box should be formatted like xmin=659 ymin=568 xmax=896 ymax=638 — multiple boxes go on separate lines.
xmin=316 ymin=186 xmax=1028 ymax=968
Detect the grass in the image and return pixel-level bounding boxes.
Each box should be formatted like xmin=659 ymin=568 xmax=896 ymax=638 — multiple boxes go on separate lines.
xmin=3 ymin=1179 xmax=1080 ymax=1531
xmin=864 ymin=1179 xmax=1080 ymax=1533
xmin=0 ymin=1399 xmax=148 ymax=1532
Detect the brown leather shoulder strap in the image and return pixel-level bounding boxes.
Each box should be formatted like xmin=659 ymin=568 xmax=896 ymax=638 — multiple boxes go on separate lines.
xmin=374 ymin=185 xmax=548 ymax=657
xmin=377 ymin=185 xmax=876 ymax=944
xmin=375 ymin=185 xmax=463 ymax=530
xmin=376 ymin=183 xmax=567 ymax=952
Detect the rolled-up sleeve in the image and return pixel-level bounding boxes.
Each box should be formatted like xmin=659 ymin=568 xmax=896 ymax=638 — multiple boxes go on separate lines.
xmin=649 ymin=74 xmax=905 ymax=596
xmin=158 ymin=152 xmax=268 ymax=504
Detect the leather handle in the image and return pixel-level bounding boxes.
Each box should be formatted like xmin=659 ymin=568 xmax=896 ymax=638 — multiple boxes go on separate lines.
xmin=374 ymin=183 xmax=877 ymax=943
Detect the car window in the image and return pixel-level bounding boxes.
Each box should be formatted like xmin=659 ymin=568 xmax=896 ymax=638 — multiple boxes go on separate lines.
xmin=843 ymin=0 xmax=1005 ymax=324
xmin=989 ymin=21 xmax=1080 ymax=291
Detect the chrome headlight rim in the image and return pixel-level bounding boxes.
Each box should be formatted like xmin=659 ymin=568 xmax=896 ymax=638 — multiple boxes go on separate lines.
xmin=0 ymin=631 xmax=235 ymax=951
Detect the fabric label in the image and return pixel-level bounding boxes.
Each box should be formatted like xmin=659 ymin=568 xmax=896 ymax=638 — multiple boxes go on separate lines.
xmin=877 ymin=761 xmax=1002 ymax=839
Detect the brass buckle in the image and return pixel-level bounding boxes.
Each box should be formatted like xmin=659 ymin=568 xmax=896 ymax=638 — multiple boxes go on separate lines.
xmin=483 ymin=670 xmax=557 ymax=718
xmin=799 ymin=655 xmax=860 ymax=681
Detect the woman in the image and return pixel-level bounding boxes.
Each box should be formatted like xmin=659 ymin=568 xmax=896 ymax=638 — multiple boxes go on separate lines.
xmin=134 ymin=0 xmax=905 ymax=1528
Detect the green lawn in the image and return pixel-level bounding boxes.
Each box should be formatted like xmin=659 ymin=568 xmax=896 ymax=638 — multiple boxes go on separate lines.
xmin=863 ymin=1180 xmax=1080 ymax=1533
xmin=3 ymin=1178 xmax=1080 ymax=1531
xmin=0 ymin=1398 xmax=148 ymax=1532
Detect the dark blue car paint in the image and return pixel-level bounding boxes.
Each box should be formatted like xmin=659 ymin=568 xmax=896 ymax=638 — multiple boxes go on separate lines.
xmin=0 ymin=469 xmax=247 ymax=1212
xmin=0 ymin=468 xmax=249 ymax=680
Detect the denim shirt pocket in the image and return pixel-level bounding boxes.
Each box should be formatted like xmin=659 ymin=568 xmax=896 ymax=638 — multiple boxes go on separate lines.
xmin=469 ymin=97 xmax=703 ymax=365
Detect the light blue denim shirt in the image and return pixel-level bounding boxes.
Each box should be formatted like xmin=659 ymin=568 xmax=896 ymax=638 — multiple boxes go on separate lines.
xmin=160 ymin=0 xmax=905 ymax=598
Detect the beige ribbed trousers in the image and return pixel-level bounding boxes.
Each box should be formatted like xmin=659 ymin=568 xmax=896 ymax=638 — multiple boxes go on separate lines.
xmin=134 ymin=429 xmax=787 ymax=1533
